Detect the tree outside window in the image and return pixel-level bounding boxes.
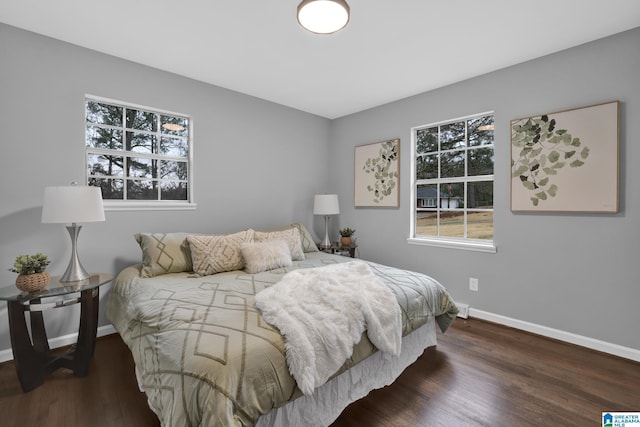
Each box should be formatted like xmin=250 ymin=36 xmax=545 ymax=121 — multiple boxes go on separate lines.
xmin=85 ymin=97 xmax=191 ymax=204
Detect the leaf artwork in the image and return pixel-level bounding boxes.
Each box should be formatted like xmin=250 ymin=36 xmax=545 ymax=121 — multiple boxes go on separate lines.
xmin=362 ymin=140 xmax=399 ymax=203
xmin=511 ymin=114 xmax=590 ymax=207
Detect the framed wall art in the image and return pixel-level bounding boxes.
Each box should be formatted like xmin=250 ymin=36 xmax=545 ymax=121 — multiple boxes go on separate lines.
xmin=354 ymin=138 xmax=400 ymax=208
xmin=510 ymin=101 xmax=619 ymax=213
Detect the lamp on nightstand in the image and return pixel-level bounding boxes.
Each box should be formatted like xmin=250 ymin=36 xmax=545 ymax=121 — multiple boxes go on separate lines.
xmin=41 ymin=183 xmax=105 ymax=282
xmin=313 ymin=194 xmax=340 ymax=249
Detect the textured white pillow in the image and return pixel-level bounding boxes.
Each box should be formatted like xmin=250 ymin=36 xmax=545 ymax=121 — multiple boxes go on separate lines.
xmin=187 ymin=229 xmax=254 ymax=276
xmin=254 ymin=227 xmax=305 ymax=261
xmin=240 ymin=240 xmax=292 ymax=274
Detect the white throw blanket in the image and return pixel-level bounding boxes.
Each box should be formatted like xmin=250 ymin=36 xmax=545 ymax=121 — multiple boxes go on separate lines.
xmin=254 ymin=261 xmax=402 ymax=395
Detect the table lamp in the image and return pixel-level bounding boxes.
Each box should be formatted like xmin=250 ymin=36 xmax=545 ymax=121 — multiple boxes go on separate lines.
xmin=313 ymin=194 xmax=339 ymax=249
xmin=41 ymin=184 xmax=105 ymax=282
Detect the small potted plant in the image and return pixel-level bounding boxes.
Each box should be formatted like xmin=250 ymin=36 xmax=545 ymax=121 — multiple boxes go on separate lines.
xmin=338 ymin=227 xmax=356 ymax=246
xmin=9 ymin=253 xmax=51 ymax=292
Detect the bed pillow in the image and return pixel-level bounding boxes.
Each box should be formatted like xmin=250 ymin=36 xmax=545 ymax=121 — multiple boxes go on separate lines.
xmin=254 ymin=227 xmax=305 ymax=261
xmin=135 ymin=232 xmax=193 ymax=278
xmin=291 ymin=223 xmax=319 ymax=253
xmin=252 ymin=223 xmax=318 ymax=253
xmin=187 ymin=229 xmax=254 ymax=276
xmin=240 ymin=240 xmax=292 ymax=274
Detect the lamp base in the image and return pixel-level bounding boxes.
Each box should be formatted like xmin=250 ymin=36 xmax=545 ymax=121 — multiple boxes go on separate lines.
xmin=60 ymin=224 xmax=91 ymax=282
xmin=318 ymin=215 xmax=332 ymax=249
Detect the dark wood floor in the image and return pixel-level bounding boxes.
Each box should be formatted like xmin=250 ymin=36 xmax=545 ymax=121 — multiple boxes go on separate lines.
xmin=0 ymin=318 xmax=638 ymax=426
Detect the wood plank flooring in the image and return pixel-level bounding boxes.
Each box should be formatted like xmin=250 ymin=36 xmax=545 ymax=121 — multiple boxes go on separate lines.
xmin=0 ymin=318 xmax=638 ymax=426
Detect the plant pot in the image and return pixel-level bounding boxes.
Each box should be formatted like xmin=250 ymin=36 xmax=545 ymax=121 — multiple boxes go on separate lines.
xmin=15 ymin=272 xmax=51 ymax=292
xmin=340 ymin=236 xmax=352 ymax=246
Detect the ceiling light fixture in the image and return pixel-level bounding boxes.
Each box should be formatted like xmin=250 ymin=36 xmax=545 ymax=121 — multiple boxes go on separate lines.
xmin=297 ymin=0 xmax=350 ymax=34
xmin=162 ymin=123 xmax=185 ymax=132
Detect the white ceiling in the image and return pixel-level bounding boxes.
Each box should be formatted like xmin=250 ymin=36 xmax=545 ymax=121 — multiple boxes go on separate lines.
xmin=2 ymin=1 xmax=640 ymax=119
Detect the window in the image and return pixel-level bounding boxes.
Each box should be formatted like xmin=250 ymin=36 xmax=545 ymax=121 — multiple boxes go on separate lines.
xmin=409 ymin=112 xmax=495 ymax=252
xmin=85 ymin=96 xmax=193 ymax=209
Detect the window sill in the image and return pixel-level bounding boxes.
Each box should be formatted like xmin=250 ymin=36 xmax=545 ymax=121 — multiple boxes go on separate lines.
xmin=407 ymin=237 xmax=496 ymax=253
xmin=103 ymin=201 xmax=197 ymax=211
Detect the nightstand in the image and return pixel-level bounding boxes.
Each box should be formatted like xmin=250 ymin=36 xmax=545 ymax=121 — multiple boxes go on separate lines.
xmin=318 ymin=242 xmax=358 ymax=258
xmin=0 ymin=273 xmax=113 ymax=392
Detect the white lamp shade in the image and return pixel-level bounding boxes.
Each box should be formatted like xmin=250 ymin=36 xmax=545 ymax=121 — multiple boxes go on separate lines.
xmin=297 ymin=0 xmax=350 ymax=34
xmin=314 ymin=194 xmax=340 ymax=215
xmin=42 ymin=186 xmax=105 ymax=224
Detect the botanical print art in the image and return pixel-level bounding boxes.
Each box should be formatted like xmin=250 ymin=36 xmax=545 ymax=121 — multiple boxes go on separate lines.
xmin=510 ymin=101 xmax=619 ymax=212
xmin=354 ymin=138 xmax=400 ymax=207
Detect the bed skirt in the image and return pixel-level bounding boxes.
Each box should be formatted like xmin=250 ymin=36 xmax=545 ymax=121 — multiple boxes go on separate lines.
xmin=255 ymin=316 xmax=436 ymax=427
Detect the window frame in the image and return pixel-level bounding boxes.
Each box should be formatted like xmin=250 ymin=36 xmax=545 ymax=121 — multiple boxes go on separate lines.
xmin=408 ymin=111 xmax=496 ymax=253
xmin=85 ymin=95 xmax=196 ymax=211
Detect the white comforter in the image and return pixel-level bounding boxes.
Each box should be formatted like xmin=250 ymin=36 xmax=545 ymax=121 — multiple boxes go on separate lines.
xmin=254 ymin=261 xmax=402 ymax=395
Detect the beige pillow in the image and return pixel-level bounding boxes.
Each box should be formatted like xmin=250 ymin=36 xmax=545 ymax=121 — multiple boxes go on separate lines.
xmin=291 ymin=223 xmax=319 ymax=253
xmin=240 ymin=240 xmax=292 ymax=274
xmin=254 ymin=227 xmax=305 ymax=261
xmin=135 ymin=232 xmax=193 ymax=278
xmin=253 ymin=223 xmax=318 ymax=253
xmin=187 ymin=229 xmax=254 ymax=276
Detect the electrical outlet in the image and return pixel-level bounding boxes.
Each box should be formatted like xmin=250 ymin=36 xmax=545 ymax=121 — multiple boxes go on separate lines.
xmin=469 ymin=277 xmax=479 ymax=292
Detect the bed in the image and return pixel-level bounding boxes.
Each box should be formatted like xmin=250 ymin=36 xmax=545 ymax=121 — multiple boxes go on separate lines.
xmin=105 ymin=224 xmax=458 ymax=427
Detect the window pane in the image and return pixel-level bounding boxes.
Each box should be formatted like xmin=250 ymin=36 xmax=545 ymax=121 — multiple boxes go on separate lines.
xmin=416 ymin=154 xmax=438 ymax=180
xmin=128 ymin=157 xmax=157 ymax=179
xmin=161 ymin=182 xmax=188 ymax=200
xmin=468 ymin=147 xmax=494 ymax=176
xmin=160 ymin=160 xmax=188 ymax=180
xmin=85 ymin=97 xmax=191 ymax=205
xmin=127 ymin=180 xmax=157 ymax=200
xmin=467 ymin=211 xmax=493 ymax=240
xmin=87 ymin=153 xmax=123 ymax=177
xmin=161 ymin=116 xmax=189 ymax=137
xmin=86 ymin=126 xmax=123 ymax=150
xmin=160 ymin=137 xmax=188 ymax=157
xmin=468 ymin=115 xmax=494 ymax=147
xmin=440 ymin=121 xmax=465 ymax=150
xmin=415 ymin=210 xmax=437 ymax=236
xmin=89 ymin=178 xmax=123 ymax=200
xmin=86 ymin=101 xmax=122 ymax=126
xmin=440 ymin=150 xmax=465 ymax=178
xmin=126 ymin=109 xmax=157 ymax=132
xmin=441 ymin=183 xmax=464 ymax=209
xmin=416 ymin=127 xmax=438 ymax=153
xmin=439 ymin=211 xmax=465 ymax=238
xmin=126 ymin=132 xmax=157 ymax=154
xmin=416 ymin=184 xmax=438 ymax=209
xmin=468 ymin=181 xmax=493 ymax=209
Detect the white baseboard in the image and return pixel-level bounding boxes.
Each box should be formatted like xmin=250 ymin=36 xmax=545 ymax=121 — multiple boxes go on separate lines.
xmin=0 ymin=324 xmax=117 ymax=364
xmin=469 ymin=308 xmax=640 ymax=363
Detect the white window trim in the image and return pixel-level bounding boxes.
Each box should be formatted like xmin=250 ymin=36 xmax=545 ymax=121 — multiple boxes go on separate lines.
xmin=409 ymin=111 xmax=496 ymax=253
xmin=85 ymin=94 xmax=196 ymax=211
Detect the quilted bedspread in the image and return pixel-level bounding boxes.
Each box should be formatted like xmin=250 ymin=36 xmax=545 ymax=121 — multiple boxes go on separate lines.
xmin=106 ymin=252 xmax=458 ymax=427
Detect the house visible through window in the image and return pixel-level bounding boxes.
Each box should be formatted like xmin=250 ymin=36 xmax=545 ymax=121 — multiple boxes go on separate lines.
xmin=410 ymin=112 xmax=495 ymax=251
xmin=85 ymin=96 xmax=192 ymax=207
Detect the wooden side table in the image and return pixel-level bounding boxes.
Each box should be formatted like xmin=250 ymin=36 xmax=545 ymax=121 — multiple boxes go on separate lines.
xmin=0 ymin=273 xmax=112 ymax=392
xmin=318 ymin=242 xmax=358 ymax=258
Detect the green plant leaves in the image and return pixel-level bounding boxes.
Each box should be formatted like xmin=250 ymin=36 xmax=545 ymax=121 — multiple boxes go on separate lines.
xmin=512 ymin=114 xmax=590 ymax=207
xmin=363 ymin=140 xmax=399 ymax=203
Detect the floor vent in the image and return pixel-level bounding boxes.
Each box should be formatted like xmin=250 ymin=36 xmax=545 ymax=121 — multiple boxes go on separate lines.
xmin=456 ymin=303 xmax=469 ymax=319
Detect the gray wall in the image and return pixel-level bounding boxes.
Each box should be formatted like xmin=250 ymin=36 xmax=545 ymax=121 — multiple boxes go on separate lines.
xmin=329 ymin=27 xmax=640 ymax=350
xmin=0 ymin=24 xmax=332 ymax=352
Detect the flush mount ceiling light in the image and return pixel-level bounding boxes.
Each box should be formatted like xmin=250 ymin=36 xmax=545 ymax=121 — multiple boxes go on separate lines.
xmin=297 ymin=0 xmax=350 ymax=34
xmin=162 ymin=123 xmax=185 ymax=132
